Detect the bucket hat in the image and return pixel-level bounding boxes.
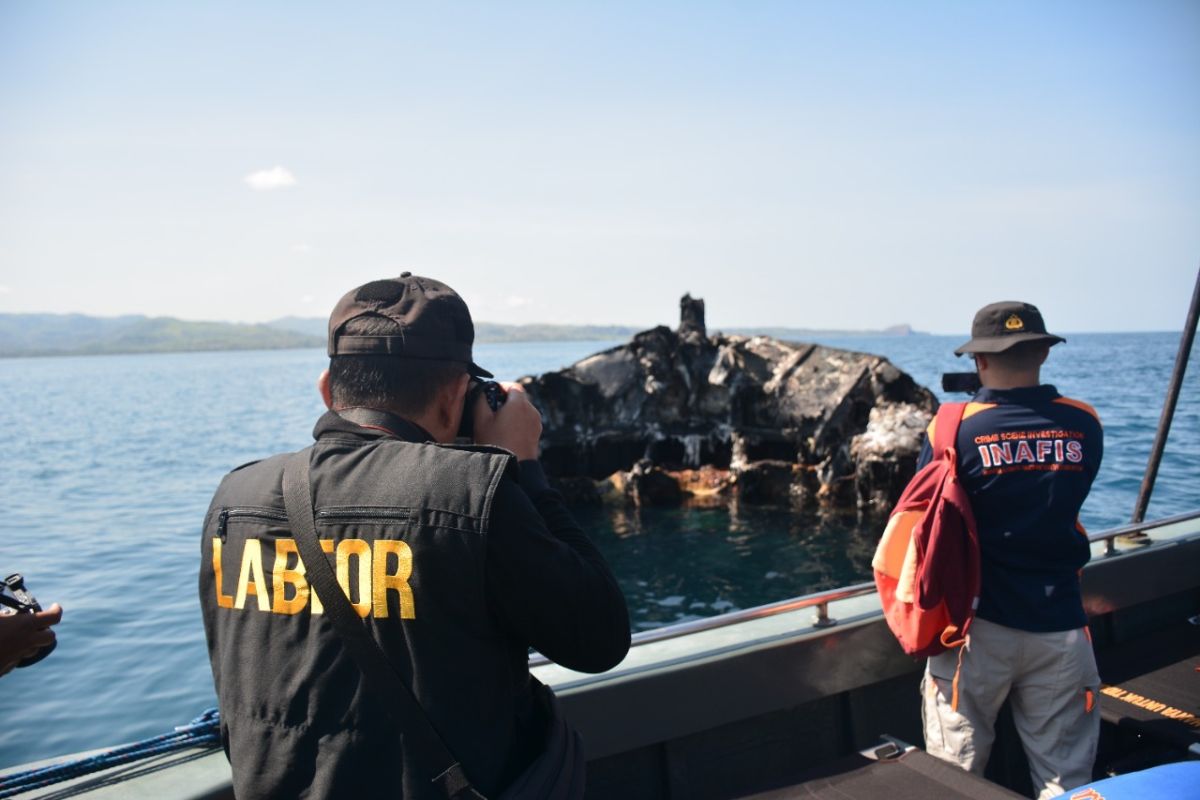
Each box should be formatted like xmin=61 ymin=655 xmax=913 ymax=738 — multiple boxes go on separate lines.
xmin=954 ymin=301 xmax=1065 ymax=356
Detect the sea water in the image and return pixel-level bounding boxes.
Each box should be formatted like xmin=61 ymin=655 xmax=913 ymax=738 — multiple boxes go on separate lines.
xmin=0 ymin=333 xmax=1196 ymax=766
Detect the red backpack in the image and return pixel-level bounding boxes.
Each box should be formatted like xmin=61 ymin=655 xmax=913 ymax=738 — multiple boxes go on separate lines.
xmin=872 ymin=401 xmax=980 ymax=659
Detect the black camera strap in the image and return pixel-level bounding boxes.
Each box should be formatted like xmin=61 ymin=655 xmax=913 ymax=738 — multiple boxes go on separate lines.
xmin=282 ymin=449 xmax=486 ymax=800
xmin=0 ymin=593 xmax=28 ymax=612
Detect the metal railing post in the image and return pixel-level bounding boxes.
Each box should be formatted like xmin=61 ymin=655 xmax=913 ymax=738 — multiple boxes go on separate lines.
xmin=1132 ymin=265 xmax=1200 ymax=524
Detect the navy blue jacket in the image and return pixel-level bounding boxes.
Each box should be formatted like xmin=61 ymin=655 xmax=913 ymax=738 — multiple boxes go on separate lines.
xmin=918 ymin=385 xmax=1103 ymax=632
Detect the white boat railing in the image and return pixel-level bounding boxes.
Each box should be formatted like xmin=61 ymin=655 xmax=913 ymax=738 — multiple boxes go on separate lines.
xmin=529 ymin=507 xmax=1200 ymax=667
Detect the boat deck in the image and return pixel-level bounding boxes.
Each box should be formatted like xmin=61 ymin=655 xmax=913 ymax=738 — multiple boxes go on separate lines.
xmin=739 ymin=746 xmax=1024 ymax=800
xmin=730 ymin=617 xmax=1200 ymax=800
xmin=1096 ymin=618 xmax=1200 ymax=759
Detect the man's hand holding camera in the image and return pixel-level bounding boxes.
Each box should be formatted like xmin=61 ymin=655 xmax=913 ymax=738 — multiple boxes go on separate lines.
xmin=0 ymin=602 xmax=62 ymax=677
xmin=471 ymin=382 xmax=543 ymax=462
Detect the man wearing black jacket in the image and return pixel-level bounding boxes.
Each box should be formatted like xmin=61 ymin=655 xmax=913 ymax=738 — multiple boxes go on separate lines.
xmin=200 ymin=274 xmax=631 ymax=799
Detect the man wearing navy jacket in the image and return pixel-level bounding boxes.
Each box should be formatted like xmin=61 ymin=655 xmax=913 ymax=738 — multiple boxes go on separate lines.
xmin=918 ymin=301 xmax=1103 ymax=800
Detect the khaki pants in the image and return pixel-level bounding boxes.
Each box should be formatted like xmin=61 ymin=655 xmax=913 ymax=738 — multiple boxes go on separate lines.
xmin=921 ymin=618 xmax=1100 ymax=800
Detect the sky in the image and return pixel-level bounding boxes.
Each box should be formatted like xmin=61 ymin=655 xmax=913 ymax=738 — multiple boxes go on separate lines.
xmin=0 ymin=1 xmax=1197 ymax=334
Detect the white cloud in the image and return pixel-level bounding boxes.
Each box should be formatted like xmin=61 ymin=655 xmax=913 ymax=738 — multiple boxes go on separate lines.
xmin=291 ymin=243 xmax=313 ymax=254
xmin=506 ymin=295 xmax=533 ymax=308
xmin=244 ymin=166 xmax=297 ymax=191
xmin=0 ymin=285 xmax=11 ymax=295
xmin=300 ymin=294 xmax=315 ymax=304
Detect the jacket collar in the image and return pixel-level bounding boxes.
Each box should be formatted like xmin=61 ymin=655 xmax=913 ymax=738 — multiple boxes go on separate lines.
xmin=313 ymin=407 xmax=435 ymax=444
xmin=973 ymin=384 xmax=1060 ymax=405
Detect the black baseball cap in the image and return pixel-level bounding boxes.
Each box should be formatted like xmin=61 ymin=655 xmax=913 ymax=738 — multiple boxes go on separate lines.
xmin=327 ymin=273 xmax=493 ymax=378
xmin=954 ymin=301 xmax=1065 ymax=356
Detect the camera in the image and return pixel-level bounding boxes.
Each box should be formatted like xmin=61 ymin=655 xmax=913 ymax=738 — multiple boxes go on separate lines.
xmin=942 ymin=372 xmax=982 ymax=394
xmin=1 ymin=574 xmax=58 ymax=667
xmin=457 ymin=381 xmax=508 ymax=439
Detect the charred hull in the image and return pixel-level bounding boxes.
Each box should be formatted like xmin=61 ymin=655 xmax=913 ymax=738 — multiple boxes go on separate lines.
xmin=521 ymin=296 xmax=937 ymax=512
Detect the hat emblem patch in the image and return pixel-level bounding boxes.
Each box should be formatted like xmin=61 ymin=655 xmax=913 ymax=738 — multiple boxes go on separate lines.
xmin=1004 ymin=314 xmax=1025 ymax=331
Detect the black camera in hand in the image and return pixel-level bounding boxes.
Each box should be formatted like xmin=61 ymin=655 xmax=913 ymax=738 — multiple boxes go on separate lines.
xmin=1 ymin=574 xmax=58 ymax=667
xmin=458 ymin=381 xmax=508 ymax=439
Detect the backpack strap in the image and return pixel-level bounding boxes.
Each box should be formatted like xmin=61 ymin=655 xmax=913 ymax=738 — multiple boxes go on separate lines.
xmin=931 ymin=402 xmax=968 ymax=460
xmin=928 ymin=402 xmax=976 ymax=704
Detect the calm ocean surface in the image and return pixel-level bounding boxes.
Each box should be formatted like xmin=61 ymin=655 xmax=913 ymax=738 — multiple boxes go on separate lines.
xmin=1 ymin=332 xmax=1197 ymax=766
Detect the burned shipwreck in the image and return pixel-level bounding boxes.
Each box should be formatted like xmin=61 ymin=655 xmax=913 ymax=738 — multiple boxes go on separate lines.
xmin=519 ymin=296 xmax=937 ymax=512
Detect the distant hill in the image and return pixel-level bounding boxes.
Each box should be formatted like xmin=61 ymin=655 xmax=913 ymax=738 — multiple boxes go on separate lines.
xmin=475 ymin=323 xmax=643 ymax=343
xmin=267 ymin=316 xmax=327 ymax=339
xmin=0 ymin=314 xmax=323 ymax=357
xmin=723 ymin=323 xmax=925 ymax=340
xmin=266 ymin=317 xmax=923 ymax=344
xmin=265 ymin=317 xmax=643 ymax=343
xmin=0 ymin=313 xmax=924 ymax=358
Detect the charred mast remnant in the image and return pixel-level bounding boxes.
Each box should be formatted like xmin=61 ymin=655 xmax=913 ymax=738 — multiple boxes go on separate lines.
xmin=519 ymin=296 xmax=938 ymax=512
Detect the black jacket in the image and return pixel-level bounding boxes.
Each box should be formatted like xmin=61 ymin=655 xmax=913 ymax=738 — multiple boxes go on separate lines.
xmin=200 ymin=408 xmax=630 ymax=799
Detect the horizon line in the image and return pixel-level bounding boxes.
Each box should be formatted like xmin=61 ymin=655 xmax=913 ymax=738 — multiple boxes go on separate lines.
xmin=0 ymin=309 xmax=1180 ymax=338
xmin=0 ymin=309 xmax=1184 ymax=338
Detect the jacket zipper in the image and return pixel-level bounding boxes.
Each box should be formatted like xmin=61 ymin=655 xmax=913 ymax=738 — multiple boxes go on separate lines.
xmin=216 ymin=506 xmax=288 ymax=541
xmin=216 ymin=507 xmax=411 ymax=540
xmin=314 ymin=508 xmax=411 ymax=522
